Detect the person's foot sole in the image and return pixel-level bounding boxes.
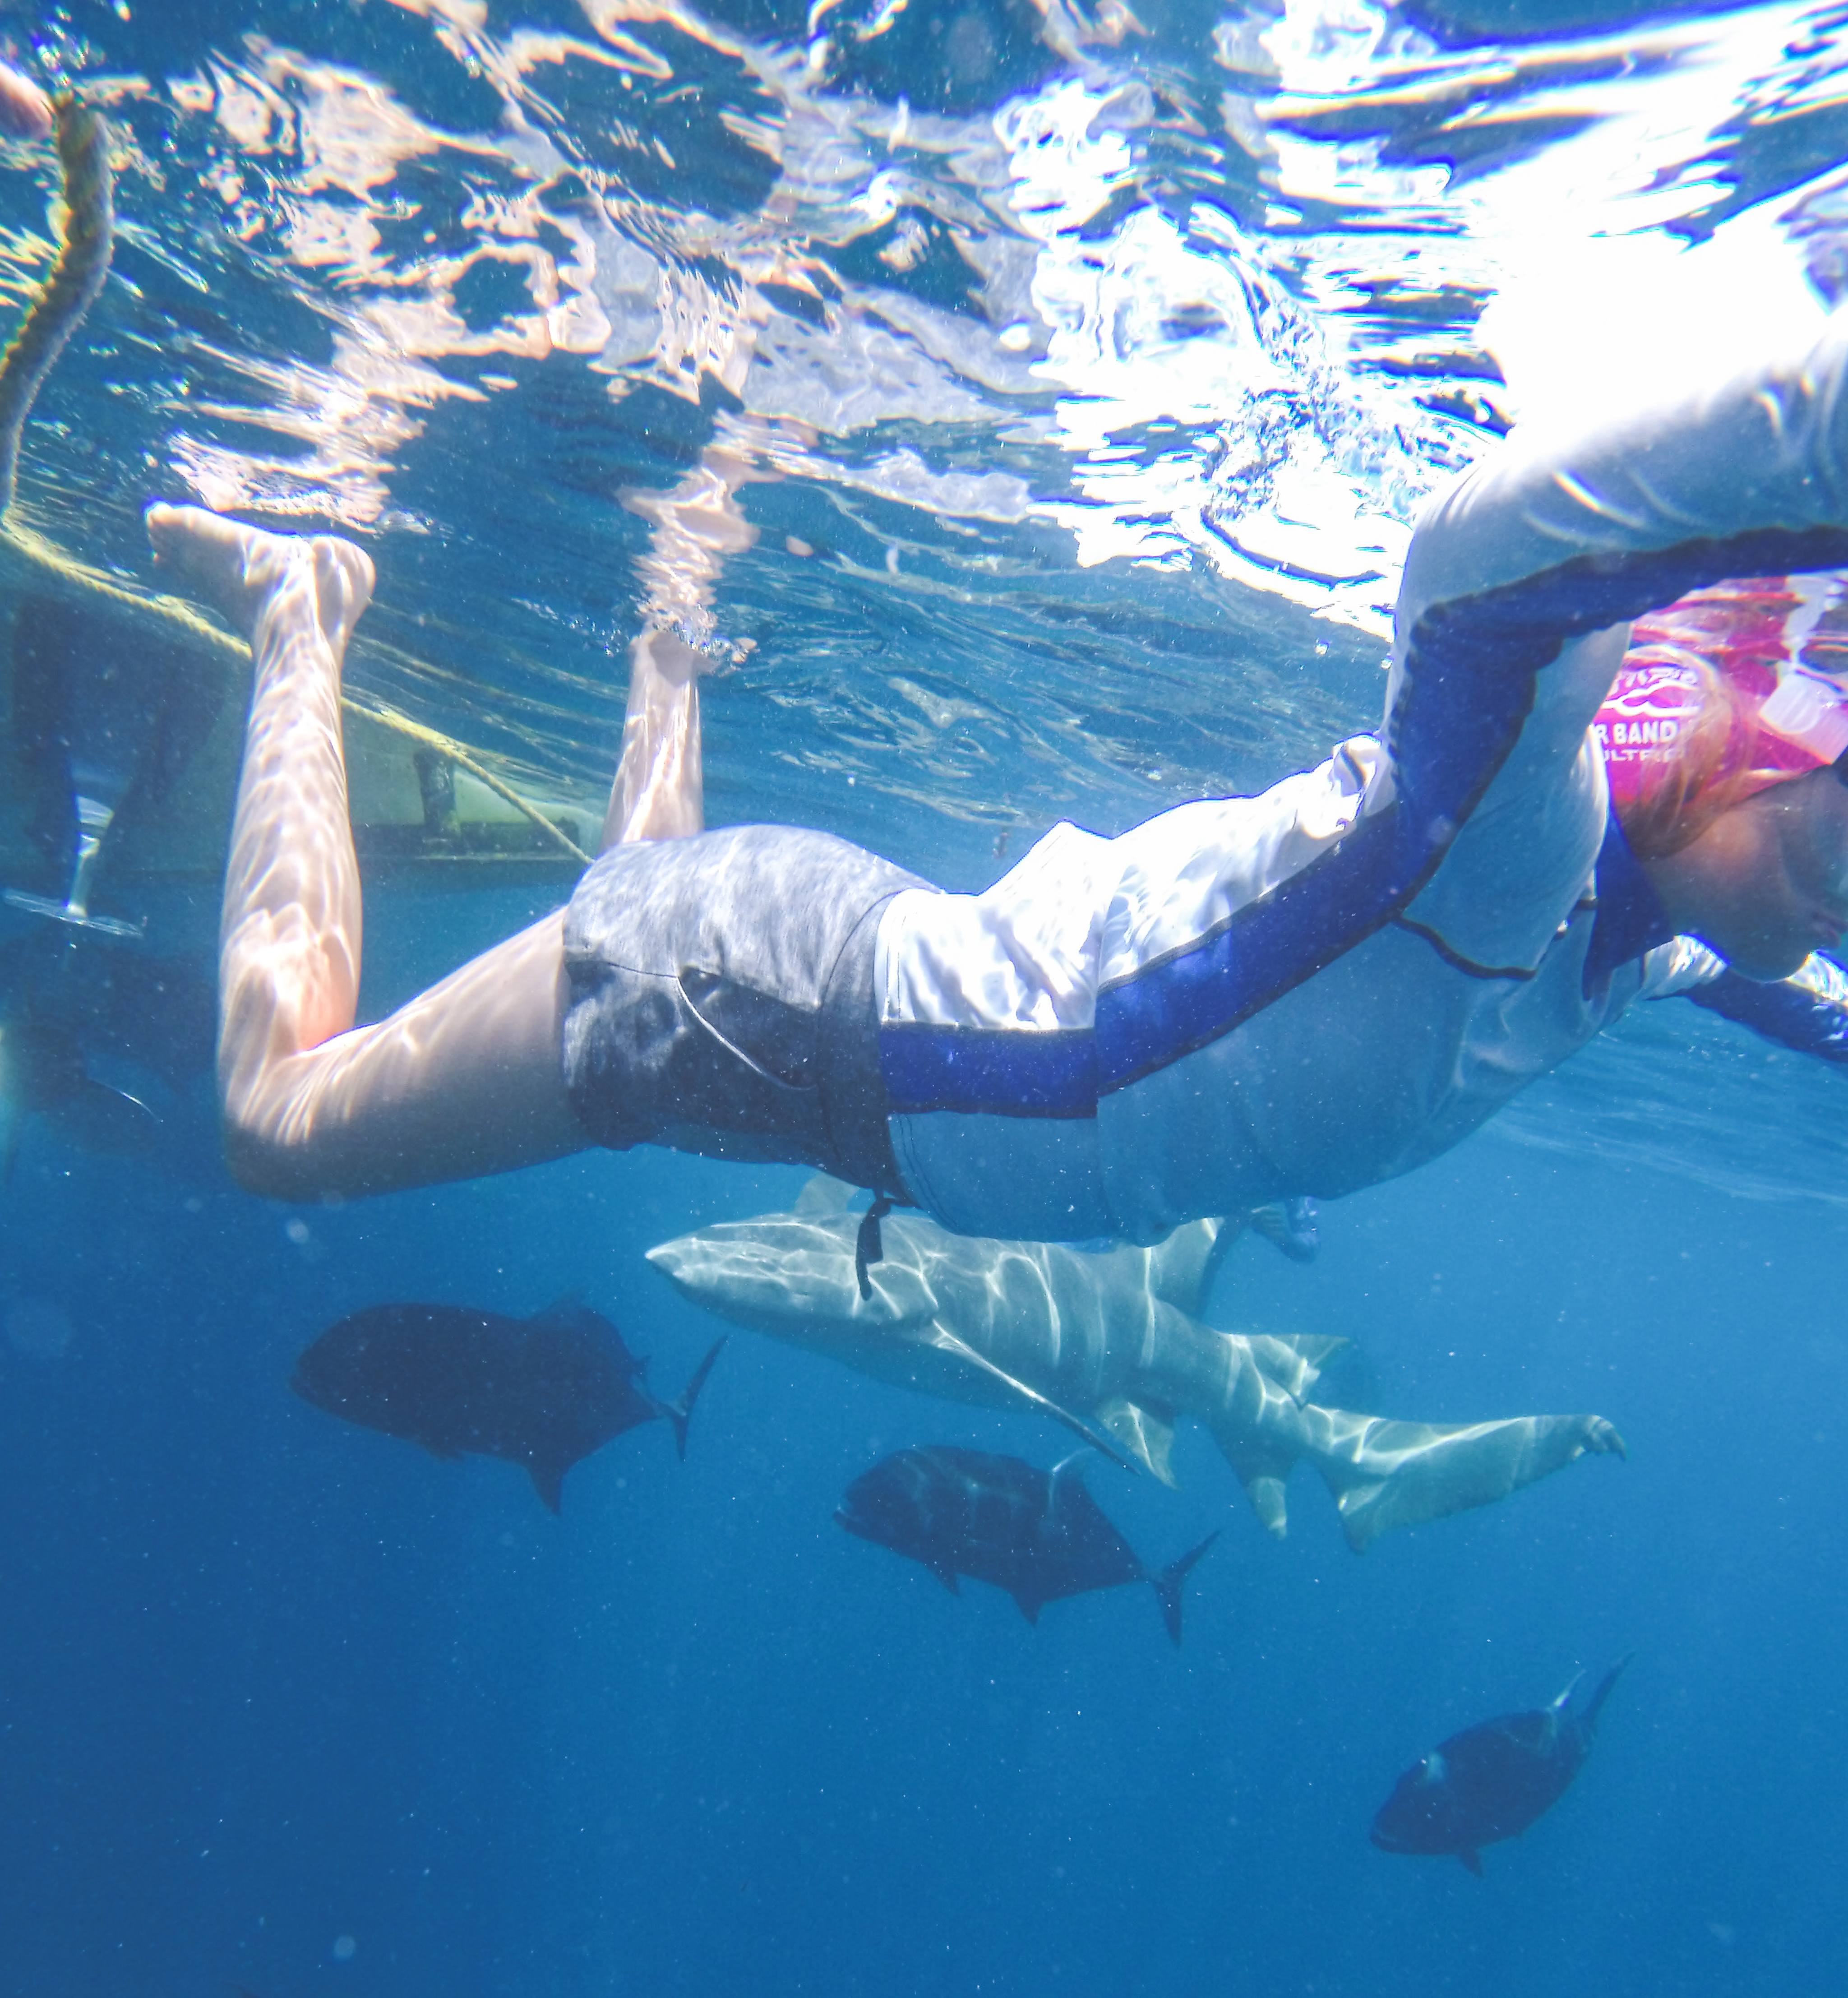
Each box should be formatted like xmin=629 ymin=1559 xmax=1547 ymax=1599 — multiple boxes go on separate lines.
xmin=145 ymin=502 xmax=374 ymax=650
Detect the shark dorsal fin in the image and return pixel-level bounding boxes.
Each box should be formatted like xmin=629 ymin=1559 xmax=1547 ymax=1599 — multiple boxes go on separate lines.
xmin=795 ymin=1173 xmax=857 ymax=1215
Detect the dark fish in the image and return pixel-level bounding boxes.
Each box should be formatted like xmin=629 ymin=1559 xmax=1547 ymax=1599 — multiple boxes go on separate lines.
xmin=0 ymin=1011 xmax=157 ymax=1179
xmin=1371 ymin=1657 xmax=1630 ymax=1875
xmin=293 ymin=1299 xmax=725 ymax=1512
xmin=0 ymin=932 xmax=216 ymax=1085
xmin=836 ymin=1444 xmax=1217 ymax=1645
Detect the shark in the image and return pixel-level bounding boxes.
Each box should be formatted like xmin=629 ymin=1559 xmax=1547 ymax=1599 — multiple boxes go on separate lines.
xmin=645 ymin=1177 xmax=1625 ymax=1553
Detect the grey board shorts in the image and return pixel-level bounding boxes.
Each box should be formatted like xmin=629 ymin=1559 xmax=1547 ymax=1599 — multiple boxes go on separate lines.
xmin=560 ymin=825 xmax=929 ymax=1193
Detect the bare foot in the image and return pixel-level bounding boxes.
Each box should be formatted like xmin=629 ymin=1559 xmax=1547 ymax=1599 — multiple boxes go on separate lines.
xmin=145 ymin=502 xmax=374 ymax=652
xmin=635 ymin=627 xmax=710 ymax=687
xmin=0 ymin=62 xmax=52 ymax=142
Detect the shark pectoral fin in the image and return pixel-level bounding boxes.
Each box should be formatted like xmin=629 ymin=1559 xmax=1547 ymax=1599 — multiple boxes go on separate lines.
xmin=1094 ymin=1398 xmax=1179 ymax=1487
xmin=659 ymin=1337 xmax=727 ymax=1460
xmin=528 ymin=1459 xmax=567 ymax=1514
xmin=1457 ymin=1848 xmax=1484 ymax=1878
xmin=928 ymin=1560 xmax=961 ymax=1596
xmin=794 ymin=1173 xmax=857 ymax=1215
xmin=1150 ymin=1530 xmax=1220 ymax=1647
xmin=923 ymin=1329 xmax=1137 ymax=1473
xmin=1012 ymin=1593 xmax=1042 ymax=1626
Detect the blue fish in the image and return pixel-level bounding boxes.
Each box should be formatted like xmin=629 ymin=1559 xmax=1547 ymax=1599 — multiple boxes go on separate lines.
xmin=1371 ymin=1658 xmax=1629 ymax=1875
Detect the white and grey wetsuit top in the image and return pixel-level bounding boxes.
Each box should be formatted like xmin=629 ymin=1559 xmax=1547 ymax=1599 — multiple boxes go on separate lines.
xmin=871 ymin=320 xmax=1848 ymax=1244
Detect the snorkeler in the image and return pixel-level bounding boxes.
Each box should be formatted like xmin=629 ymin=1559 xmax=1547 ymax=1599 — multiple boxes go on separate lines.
xmin=145 ymin=316 xmax=1848 ymax=1238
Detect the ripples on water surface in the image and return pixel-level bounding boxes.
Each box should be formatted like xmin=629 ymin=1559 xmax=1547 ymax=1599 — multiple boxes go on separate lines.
xmin=6 ymin=0 xmax=1848 ymax=1191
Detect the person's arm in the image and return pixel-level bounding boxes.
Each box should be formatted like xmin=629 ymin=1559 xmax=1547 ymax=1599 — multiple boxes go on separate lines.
xmin=1647 ymin=941 xmax=1848 ymax=1068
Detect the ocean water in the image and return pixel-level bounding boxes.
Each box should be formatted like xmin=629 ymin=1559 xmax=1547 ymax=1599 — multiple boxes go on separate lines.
xmin=2 ymin=1 xmax=1847 ymax=1993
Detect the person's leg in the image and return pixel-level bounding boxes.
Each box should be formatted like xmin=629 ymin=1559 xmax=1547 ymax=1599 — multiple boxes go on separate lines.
xmin=600 ymin=626 xmax=707 ymax=848
xmin=147 ymin=504 xmax=593 ymax=1200
xmin=598 ymin=435 xmax=760 ymax=850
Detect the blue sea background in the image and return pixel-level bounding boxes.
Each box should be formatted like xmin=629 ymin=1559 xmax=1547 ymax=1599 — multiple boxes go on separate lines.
xmin=4 ymin=0 xmax=1848 ymax=1992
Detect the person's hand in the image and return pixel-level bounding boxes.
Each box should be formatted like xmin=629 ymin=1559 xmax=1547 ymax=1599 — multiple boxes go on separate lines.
xmin=0 ymin=61 xmax=52 ymax=142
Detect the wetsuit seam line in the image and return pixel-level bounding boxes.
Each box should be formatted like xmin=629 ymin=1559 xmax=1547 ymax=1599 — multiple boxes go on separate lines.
xmin=1391 ymin=915 xmax=1538 ymax=982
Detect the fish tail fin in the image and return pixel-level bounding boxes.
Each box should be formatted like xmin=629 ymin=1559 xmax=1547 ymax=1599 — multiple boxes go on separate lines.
xmin=661 ymin=1337 xmax=727 ymax=1460
xmin=1150 ymin=1530 xmax=1220 ymax=1647
xmin=1580 ymin=1654 xmax=1631 ymax=1734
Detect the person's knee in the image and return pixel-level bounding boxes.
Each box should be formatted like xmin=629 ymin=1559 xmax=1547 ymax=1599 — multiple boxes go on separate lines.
xmin=221 ymin=1114 xmax=316 ymax=1202
xmin=218 ymin=1076 xmax=343 ymax=1202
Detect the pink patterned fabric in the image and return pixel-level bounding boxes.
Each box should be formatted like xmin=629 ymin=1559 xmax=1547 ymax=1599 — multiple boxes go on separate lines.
xmin=1595 ymin=576 xmax=1848 ymax=812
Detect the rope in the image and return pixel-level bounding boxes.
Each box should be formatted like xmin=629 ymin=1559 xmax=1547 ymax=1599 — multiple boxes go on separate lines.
xmin=336 ymin=694 xmax=592 ymax=863
xmin=0 ymin=98 xmax=112 ymax=518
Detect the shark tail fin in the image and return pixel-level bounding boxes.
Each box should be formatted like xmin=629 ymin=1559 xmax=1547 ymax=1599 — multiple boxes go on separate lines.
xmin=1146 ymin=1217 xmax=1235 ymax=1314
xmin=1301 ymin=1410 xmax=1628 ymax=1554
xmin=1580 ymin=1654 xmax=1631 ymax=1734
xmin=1209 ymin=1401 xmax=1626 ymax=1551
xmin=1150 ymin=1530 xmax=1219 ymax=1647
xmin=661 ymin=1337 xmax=727 ymax=1461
